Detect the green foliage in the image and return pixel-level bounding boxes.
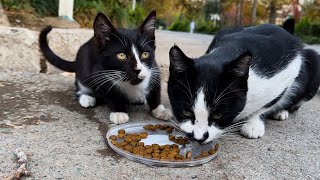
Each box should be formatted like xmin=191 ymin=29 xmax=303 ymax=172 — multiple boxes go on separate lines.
xmin=127 ymin=4 xmax=147 ymax=28
xmin=30 ymin=0 xmax=58 ymax=16
xmin=74 ymin=0 xmax=105 ymax=28
xmin=1 ymin=0 xmax=58 ymax=16
xmin=194 ymin=18 xmax=219 ymax=34
xmin=168 ymin=15 xmax=190 ymax=32
xmin=295 ymin=18 xmax=320 ymax=44
xmin=1 ymin=0 xmax=33 ymax=12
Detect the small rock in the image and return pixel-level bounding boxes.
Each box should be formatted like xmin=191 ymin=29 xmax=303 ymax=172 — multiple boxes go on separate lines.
xmin=191 ymin=175 xmax=198 ymax=179
xmin=268 ymin=147 xmax=275 ymax=151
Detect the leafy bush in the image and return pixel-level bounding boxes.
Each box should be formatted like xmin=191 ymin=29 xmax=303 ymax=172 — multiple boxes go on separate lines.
xmin=195 ymin=18 xmax=219 ymax=34
xmin=1 ymin=0 xmax=58 ymax=16
xmin=1 ymin=0 xmax=32 ymax=12
xmin=127 ymin=4 xmax=146 ymax=28
xmin=30 ymin=0 xmax=58 ymax=16
xmin=168 ymin=15 xmax=190 ymax=32
xmin=295 ymin=18 xmax=320 ymax=44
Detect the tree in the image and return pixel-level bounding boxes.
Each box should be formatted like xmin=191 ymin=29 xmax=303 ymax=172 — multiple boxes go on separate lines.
xmin=236 ymin=0 xmax=244 ymax=25
xmin=251 ymin=0 xmax=258 ymax=25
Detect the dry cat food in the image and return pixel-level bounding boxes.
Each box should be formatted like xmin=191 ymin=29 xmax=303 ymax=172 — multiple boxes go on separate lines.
xmin=109 ymin=126 xmax=218 ymax=161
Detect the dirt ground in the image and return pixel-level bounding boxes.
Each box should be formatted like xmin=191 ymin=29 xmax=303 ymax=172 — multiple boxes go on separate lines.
xmin=0 ymin=12 xmax=320 ymax=179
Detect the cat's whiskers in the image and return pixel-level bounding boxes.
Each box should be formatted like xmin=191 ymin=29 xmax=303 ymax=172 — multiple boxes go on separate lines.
xmin=175 ymin=101 xmax=192 ymax=107
xmin=109 ymin=32 xmax=126 ymax=48
xmin=213 ymin=80 xmax=237 ymax=105
xmin=175 ymin=79 xmax=193 ymax=102
xmin=88 ymin=74 xmax=124 ymax=89
xmin=213 ymin=89 xmax=247 ymax=108
xmin=86 ymin=72 xmax=125 ymax=87
xmin=104 ymin=76 xmax=127 ymax=95
xmin=142 ymin=40 xmax=155 ymax=48
xmin=83 ymin=70 xmax=125 ymax=83
xmin=89 ymin=77 xmax=121 ymax=88
xmin=222 ymin=121 xmax=247 ymax=135
xmin=140 ymin=35 xmax=149 ymax=47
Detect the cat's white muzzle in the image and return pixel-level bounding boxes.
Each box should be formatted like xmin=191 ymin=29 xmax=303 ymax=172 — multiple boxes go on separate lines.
xmin=180 ymin=120 xmax=223 ymax=143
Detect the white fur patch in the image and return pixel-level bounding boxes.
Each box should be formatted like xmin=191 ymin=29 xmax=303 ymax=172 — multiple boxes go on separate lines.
xmin=204 ymin=126 xmax=223 ymax=143
xmin=116 ymin=75 xmax=151 ymax=103
xmin=240 ymin=115 xmax=265 ymax=139
xmin=79 ymin=94 xmax=96 ymax=108
xmin=273 ymin=110 xmax=289 ymax=120
xmin=193 ymin=89 xmax=210 ymax=140
xmin=235 ymin=54 xmax=303 ymax=121
xmin=77 ymin=80 xmax=93 ymax=95
xmin=110 ymin=112 xmax=129 ymax=124
xmin=180 ymin=120 xmax=194 ymax=134
xmin=151 ymin=104 xmax=172 ymax=120
xmin=116 ymin=49 xmax=151 ymax=103
xmin=132 ymin=45 xmax=148 ymax=80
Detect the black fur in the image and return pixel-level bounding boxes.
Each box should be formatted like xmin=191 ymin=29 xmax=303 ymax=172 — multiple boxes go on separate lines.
xmin=39 ymin=11 xmax=163 ymax=116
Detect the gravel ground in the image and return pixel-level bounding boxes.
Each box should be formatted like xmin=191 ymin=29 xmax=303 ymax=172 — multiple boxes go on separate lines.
xmin=0 ymin=29 xmax=320 ymax=179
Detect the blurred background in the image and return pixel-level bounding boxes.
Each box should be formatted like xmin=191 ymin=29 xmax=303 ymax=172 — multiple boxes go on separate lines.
xmin=0 ymin=0 xmax=319 ymax=44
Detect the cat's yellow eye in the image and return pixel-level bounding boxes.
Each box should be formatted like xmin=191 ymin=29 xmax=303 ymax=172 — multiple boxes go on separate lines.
xmin=213 ymin=113 xmax=223 ymax=120
xmin=182 ymin=110 xmax=193 ymax=117
xmin=116 ymin=53 xmax=127 ymax=61
xmin=141 ymin=52 xmax=149 ymax=59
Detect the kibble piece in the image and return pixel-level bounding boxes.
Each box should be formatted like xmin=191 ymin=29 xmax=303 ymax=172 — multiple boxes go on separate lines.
xmin=165 ymin=127 xmax=173 ymax=133
xmin=124 ymin=136 xmax=133 ymax=142
xmin=144 ymin=154 xmax=152 ymax=158
xmin=118 ymin=133 xmax=125 ymax=139
xmin=109 ymin=135 xmax=117 ymax=141
xmin=155 ymin=124 xmax=161 ymax=129
xmin=118 ymin=129 xmax=125 ymax=134
xmin=214 ymin=144 xmax=219 ymax=151
xmin=200 ymin=151 xmax=209 ymax=157
xmin=168 ymin=135 xmax=175 ymax=141
xmin=194 ymin=155 xmax=202 ymax=159
xmin=146 ymin=148 xmax=153 ymax=154
xmin=140 ymin=132 xmax=148 ymax=139
xmin=111 ymin=141 xmax=117 ymax=145
xmin=172 ymin=144 xmax=179 ymax=149
xmin=175 ymin=154 xmax=184 ymax=160
xmin=152 ymin=144 xmax=160 ymax=150
xmin=176 ymin=139 xmax=188 ymax=145
xmin=130 ymin=141 xmax=138 ymax=147
xmin=186 ymin=151 xmax=192 ymax=159
xmin=208 ymin=149 xmax=216 ymax=155
xmin=138 ymin=142 xmax=144 ymax=147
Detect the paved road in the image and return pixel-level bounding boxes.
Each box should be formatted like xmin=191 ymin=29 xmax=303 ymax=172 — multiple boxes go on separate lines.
xmin=0 ymin=29 xmax=320 ymax=179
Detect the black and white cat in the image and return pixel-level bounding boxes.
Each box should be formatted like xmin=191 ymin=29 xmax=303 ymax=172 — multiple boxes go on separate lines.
xmin=168 ymin=24 xmax=320 ymax=143
xmin=39 ymin=11 xmax=172 ymax=124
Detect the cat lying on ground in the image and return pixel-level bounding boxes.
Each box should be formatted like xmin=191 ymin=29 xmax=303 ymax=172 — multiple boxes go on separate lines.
xmin=39 ymin=11 xmax=172 ymax=124
xmin=168 ymin=24 xmax=320 ymax=143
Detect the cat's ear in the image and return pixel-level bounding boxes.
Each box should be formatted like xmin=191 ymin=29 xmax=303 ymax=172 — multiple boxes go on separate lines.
xmin=93 ymin=13 xmax=117 ymax=47
xmin=169 ymin=45 xmax=193 ymax=73
xmin=140 ymin=11 xmax=156 ymax=37
xmin=230 ymin=51 xmax=251 ymax=77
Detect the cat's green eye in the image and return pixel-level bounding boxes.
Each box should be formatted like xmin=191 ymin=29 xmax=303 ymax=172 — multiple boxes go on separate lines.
xmin=182 ymin=110 xmax=193 ymax=117
xmin=141 ymin=52 xmax=149 ymax=59
xmin=212 ymin=113 xmax=223 ymax=120
xmin=116 ymin=53 xmax=127 ymax=61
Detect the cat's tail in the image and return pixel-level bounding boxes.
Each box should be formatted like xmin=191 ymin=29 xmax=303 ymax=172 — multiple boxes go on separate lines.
xmin=39 ymin=26 xmax=76 ymax=72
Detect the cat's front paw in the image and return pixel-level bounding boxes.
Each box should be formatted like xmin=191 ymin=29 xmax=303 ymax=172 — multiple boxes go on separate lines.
xmin=151 ymin=104 xmax=172 ymax=121
xmin=273 ymin=110 xmax=289 ymax=120
xmin=110 ymin=112 xmax=129 ymax=124
xmin=240 ymin=118 xmax=265 ymax=139
xmin=79 ymin=94 xmax=96 ymax=108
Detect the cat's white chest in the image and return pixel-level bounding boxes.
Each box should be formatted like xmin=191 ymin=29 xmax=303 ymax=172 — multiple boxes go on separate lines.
xmin=117 ymin=76 xmax=151 ymax=103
